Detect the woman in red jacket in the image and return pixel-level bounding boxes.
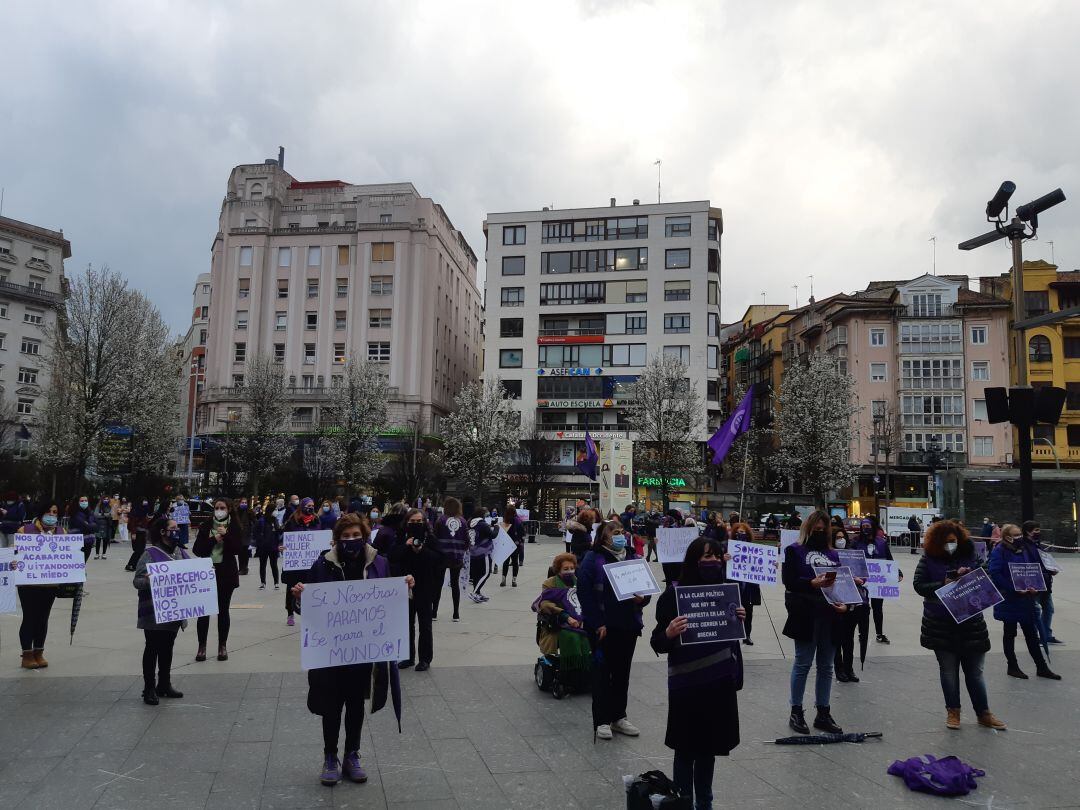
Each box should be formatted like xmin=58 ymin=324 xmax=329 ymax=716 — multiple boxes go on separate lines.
xmin=193 ymin=497 xmax=243 ymax=662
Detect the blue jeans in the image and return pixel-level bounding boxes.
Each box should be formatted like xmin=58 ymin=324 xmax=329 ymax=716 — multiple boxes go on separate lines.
xmin=673 ymin=752 xmax=714 ymax=810
xmin=933 ymin=649 xmax=988 ymax=714
xmin=790 ymin=633 xmax=834 ymax=708
xmin=1037 ymin=592 xmax=1055 ymax=639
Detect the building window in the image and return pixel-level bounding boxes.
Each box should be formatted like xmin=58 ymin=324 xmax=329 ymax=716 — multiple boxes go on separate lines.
xmin=1066 ymin=382 xmax=1080 ymax=411
xmin=971 ymin=361 xmax=989 ymax=381
xmin=1028 ymin=335 xmax=1052 ymax=363
xmin=870 ymin=362 xmax=887 ymax=382
xmin=901 ymin=322 xmax=962 ymax=350
xmin=305 ymin=312 xmax=318 ymax=330
xmin=871 ymin=400 xmax=886 ymax=418
xmin=500 ymin=318 xmax=523 ymax=338
xmin=1033 ymin=424 xmax=1055 ymax=444
xmin=1068 ymin=425 xmax=1080 ymax=447
xmin=970 ymin=325 xmax=987 ymax=345
xmin=973 ymin=399 xmax=988 ymax=421
xmin=335 ymin=311 xmax=347 ymax=329
xmin=336 ymin=279 xmax=348 ymax=297
xmin=1024 ymin=291 xmax=1050 ymax=318
xmin=904 ymin=431 xmax=965 ymax=453
xmin=708 ymin=345 xmax=719 ymax=369
xmin=238 ymin=279 xmax=250 ymax=299
xmin=306 ymin=279 xmax=319 ymax=298
xmin=972 ymin=436 xmax=994 ymax=457
xmin=663 ymin=313 xmax=690 ymax=334
xmin=200 ymin=306 xmax=209 ymax=320
xmin=334 ymin=343 xmax=346 ymax=363
xmin=901 ymin=358 xmax=962 ymax=389
xmin=234 ymin=342 xmax=246 ymax=363
xmin=28 ymin=276 xmax=44 ymax=291
xmin=17 ymin=398 xmax=32 ymax=416
xmin=380 ymin=213 xmax=392 ymax=224
xmin=665 ymin=216 xmax=691 ymax=237
xmin=277 ymin=280 xmax=289 ymax=299
xmin=663 ymin=345 xmax=690 ymax=365
xmin=370 ymin=276 xmax=393 ymax=295
xmin=626 ymin=313 xmax=647 ymax=335
xmin=199 ymin=329 xmax=207 ymax=345
xmin=304 ymin=344 xmax=316 ymax=364
xmin=502 ymin=256 xmax=525 ymax=276
xmin=331 ymin=374 xmax=343 ymax=387
xmin=501 ymin=287 xmax=525 ymax=307
xmin=337 ymin=245 xmax=350 ymax=266
xmin=499 ymin=349 xmax=523 ymax=368
xmin=538 ymin=282 xmax=604 ymax=306
xmin=708 ymin=312 xmax=719 ymax=337
xmin=249 ymin=183 xmax=263 ymax=200
xmin=275 ymin=313 xmax=287 ymax=331
xmin=503 ymin=225 xmax=526 ymax=245
xmin=23 ymin=309 xmax=44 ymax=325
xmin=274 ymin=343 xmax=285 ymax=363
xmin=369 ymin=309 xmax=391 ymax=328
xmin=236 ymin=312 xmax=248 ymax=330
xmin=20 ymin=338 xmax=40 ymax=356
xmin=625 ymin=280 xmax=648 ymax=303
xmin=541 ymin=248 xmax=647 ymax=274
xmin=307 ymin=246 xmax=321 ymax=267
xmin=0 ymin=333 xmax=5 ymax=351
xmin=239 ymin=246 xmax=253 ymax=266
xmin=664 ymin=280 xmax=690 ymax=301
xmin=372 ymin=242 xmax=395 ymax=262
xmin=1063 ymin=336 xmax=1080 ymax=359
xmin=367 ymin=342 xmax=391 ymax=363
xmin=910 ymin=293 xmax=944 ymax=317
xmin=278 ymin=247 xmax=291 ymax=267
xmin=901 ymin=394 xmax=965 ymax=426
xmin=870 ymin=328 xmax=886 ymax=347
xmin=502 ymin=379 xmax=522 ymax=399
xmin=0 ymin=302 xmax=6 ymax=318
xmin=301 ymin=376 xmax=315 ymax=391
xmin=17 ymin=367 xmax=37 ymax=385
xmin=0 ymin=238 xmax=11 ymax=255
xmin=232 ymin=374 xmax=245 ymax=388
xmin=665 ymin=249 xmax=691 ymax=269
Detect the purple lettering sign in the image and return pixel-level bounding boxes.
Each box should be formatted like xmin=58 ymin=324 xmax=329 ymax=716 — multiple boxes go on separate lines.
xmin=936 ymin=567 xmax=1004 ymax=624
xmin=1009 ymin=562 xmax=1047 ymax=592
xmin=836 ymin=549 xmax=869 ymax=579
xmin=812 ymin=566 xmax=864 ymax=606
xmin=675 ymin=583 xmax=744 ymax=644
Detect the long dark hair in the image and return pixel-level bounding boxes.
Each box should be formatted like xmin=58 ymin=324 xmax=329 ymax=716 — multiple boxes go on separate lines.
xmin=149 ymin=516 xmax=174 ymax=544
xmin=677 ymin=537 xmax=726 ymax=586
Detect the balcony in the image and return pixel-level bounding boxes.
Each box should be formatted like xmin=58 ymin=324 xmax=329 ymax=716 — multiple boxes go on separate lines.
xmin=903 ymin=304 xmax=957 ymax=318
xmin=538 ymin=327 xmax=606 ymax=337
xmin=752 ymin=350 xmax=774 ymax=370
xmin=899 ymin=451 xmax=967 ymax=467
xmin=0 ymin=278 xmax=63 ymax=307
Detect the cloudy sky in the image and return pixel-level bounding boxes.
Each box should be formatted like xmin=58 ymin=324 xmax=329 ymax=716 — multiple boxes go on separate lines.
xmin=2 ymin=0 xmax=1077 ymax=332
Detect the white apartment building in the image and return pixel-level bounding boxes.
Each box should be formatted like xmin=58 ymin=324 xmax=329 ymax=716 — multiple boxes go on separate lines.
xmin=200 ymin=157 xmax=481 ymax=443
xmin=483 ymin=199 xmax=723 ymax=499
xmin=0 ymin=215 xmax=70 ymax=456
xmin=175 ymin=272 xmax=211 ymax=477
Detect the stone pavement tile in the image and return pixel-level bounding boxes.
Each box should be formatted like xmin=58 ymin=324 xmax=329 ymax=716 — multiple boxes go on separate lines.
xmin=0 ymin=715 xmax=47 ymax=755
xmin=526 ymin=733 xmax=600 ymax=772
xmin=493 ymin=770 xmax=597 ymax=809
xmin=205 ymin=786 xmax=262 ymax=810
xmin=260 ymin=783 xmax=336 ymax=808
xmin=243 ymin=686 xmax=283 ymax=701
xmin=20 ymin=715 xmax=98 ymax=756
xmin=333 ymin=784 xmax=390 ymax=809
xmin=94 ymin=771 xmax=213 ymax=809
xmin=216 ymin=741 xmax=272 ymax=785
xmin=138 ymin=706 xmax=237 ymax=744
xmin=121 ymin=739 xmax=226 ymax=775
xmin=78 ymin=705 xmax=160 ymax=750
xmin=0 ymin=754 xmax=64 ymax=784
xmin=265 ymin=742 xmax=328 ymax=787
xmin=376 ymin=763 xmax=454 ymax=804
xmin=385 ymin=801 xmax=458 ymax=810
xmin=247 ymin=671 xmax=283 ymax=690
xmin=231 ymin=697 xmax=279 ymax=742
xmin=0 ymin=782 xmax=33 ymax=807
xmin=15 ymin=748 xmax=131 ymax=810
xmin=408 ymin=693 xmax=468 ymax=741
xmin=559 ymin=768 xmax=624 ymax=804
xmin=398 ymin=670 xmax=442 ymax=697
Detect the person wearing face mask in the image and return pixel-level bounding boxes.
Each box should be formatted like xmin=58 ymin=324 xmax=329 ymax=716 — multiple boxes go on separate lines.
xmin=578 ymin=520 xmax=649 ymax=741
xmin=234 ymin=497 xmax=252 ymax=576
xmin=125 ymin=499 xmax=152 ymax=572
xmin=252 ymin=501 xmax=280 ymax=590
xmin=69 ymin=494 xmax=98 ymax=563
xmin=192 ymin=498 xmax=243 ymax=662
xmin=912 ymin=519 xmax=1005 ymax=729
xmin=782 ymin=510 xmax=848 ymax=736
xmin=286 ymin=494 xmax=301 ymax=519
xmin=318 ymin=500 xmax=337 ymax=530
xmin=371 ymin=502 xmax=407 ymax=556
xmin=1023 ymin=521 xmax=1061 ymax=645
xmin=15 ymin=503 xmax=67 ymax=669
xmin=133 ymin=518 xmax=190 ymax=705
xmin=533 ymin=552 xmax=591 ymax=689
xmin=830 ymin=527 xmax=868 ymax=683
xmin=652 ymin=537 xmax=745 ymax=810
xmin=727 ymin=522 xmax=762 ymax=646
xmin=388 ymin=509 xmax=440 ymax=670
xmin=852 ymin=518 xmax=901 ymax=645
xmin=499 ymin=506 xmax=526 ymax=587
xmin=291 ymin=514 xmax=414 ymax=787
xmin=170 ymin=494 xmax=191 ymax=548
xmin=280 ymin=498 xmax=319 ymax=626
xmin=988 ymin=523 xmax=1060 ymax=680
xmin=466 ymin=507 xmax=498 ymax=603
xmin=432 ymin=497 xmax=468 ymax=622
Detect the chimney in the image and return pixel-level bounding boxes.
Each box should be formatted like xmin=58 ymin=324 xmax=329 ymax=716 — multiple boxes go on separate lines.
xmin=609 ymin=197 xmax=616 ymax=207
xmin=632 ymin=199 xmax=640 ymax=205
xmin=542 ymin=206 xmax=549 ymax=211
xmin=278 ymin=146 xmax=285 ymax=169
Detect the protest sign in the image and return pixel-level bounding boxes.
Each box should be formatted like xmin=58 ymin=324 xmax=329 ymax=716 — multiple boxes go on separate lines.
xmin=837 ymin=549 xmax=869 ymax=580
xmin=299 ymin=577 xmax=409 ymax=669
xmin=603 ymin=558 xmax=662 ymax=601
xmin=283 ymin=529 xmax=333 ymax=572
xmin=812 ymin=566 xmax=863 ymax=605
xmin=779 ymin=529 xmax=801 ymax=558
xmin=727 ymin=541 xmax=778 ymax=586
xmin=0 ymin=548 xmax=16 ymax=614
xmin=865 ymin=559 xmax=901 ymax=599
xmin=657 ymin=527 xmax=699 ymax=563
xmin=973 ymin=541 xmax=987 ymax=561
xmin=147 ymin=557 xmax=218 ymax=623
xmin=516 ymin=509 xmax=530 ymax=522
xmin=13 ymin=534 xmax=86 ymax=585
xmin=491 ymin=529 xmax=517 ymax=567
xmin=1039 ymin=550 xmax=1060 ymax=574
xmin=1009 ymin=562 xmax=1047 ymax=592
xmin=936 ymin=568 xmax=1004 ymax=624
xmin=675 ymin=583 xmax=745 ymax=644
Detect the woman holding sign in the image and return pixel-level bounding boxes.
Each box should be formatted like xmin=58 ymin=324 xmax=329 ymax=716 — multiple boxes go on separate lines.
xmin=912 ymin=520 xmax=1006 ymax=730
xmin=192 ymin=498 xmax=243 ymax=662
xmin=15 ymin=503 xmax=66 ymax=670
xmin=578 ymin=521 xmax=650 ymax=741
xmin=281 ymin=498 xmax=319 ymax=627
xmin=727 ymin=522 xmax=761 ymax=646
xmin=132 ymin=517 xmax=188 ymax=705
xmin=781 ymin=510 xmax=846 ymax=736
xmin=651 ymin=536 xmax=744 ymax=810
xmin=432 ymin=497 xmax=468 ymax=622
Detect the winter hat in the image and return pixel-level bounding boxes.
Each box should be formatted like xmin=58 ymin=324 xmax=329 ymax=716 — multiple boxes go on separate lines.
xmin=301 ymin=497 xmax=315 ymax=508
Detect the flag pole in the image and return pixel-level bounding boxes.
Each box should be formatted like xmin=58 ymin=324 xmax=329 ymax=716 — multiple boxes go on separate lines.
xmin=738 ymin=430 xmax=751 ymax=518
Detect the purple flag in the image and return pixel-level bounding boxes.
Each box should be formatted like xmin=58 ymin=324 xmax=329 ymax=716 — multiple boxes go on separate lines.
xmin=577 ymin=431 xmax=599 ymax=480
xmin=708 ymin=387 xmax=754 ymax=465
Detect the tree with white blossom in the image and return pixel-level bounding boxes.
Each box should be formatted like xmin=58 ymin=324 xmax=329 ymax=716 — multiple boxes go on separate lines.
xmin=231 ymin=354 xmax=292 ymax=494
xmin=438 ymin=377 xmax=518 ymax=505
xmin=319 ymin=359 xmax=389 ymax=490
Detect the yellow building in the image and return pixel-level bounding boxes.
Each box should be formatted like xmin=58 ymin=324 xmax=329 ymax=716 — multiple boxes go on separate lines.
xmin=980 ymin=260 xmax=1080 ymax=466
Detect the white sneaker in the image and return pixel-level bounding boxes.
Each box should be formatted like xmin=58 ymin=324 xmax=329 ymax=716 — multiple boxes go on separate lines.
xmin=612 ymin=718 xmax=640 ymax=737
xmin=596 ymin=724 xmax=613 ymax=740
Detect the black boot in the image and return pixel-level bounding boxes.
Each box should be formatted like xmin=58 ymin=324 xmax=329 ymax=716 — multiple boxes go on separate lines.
xmin=156 ymin=684 xmax=184 ymax=698
xmin=836 ymin=669 xmax=850 ymax=683
xmin=142 ymin=688 xmax=159 ymax=706
xmin=1036 ymin=667 xmax=1062 ymax=680
xmin=813 ymin=706 xmax=843 ymax=734
xmin=788 ymin=705 xmax=809 ymax=734
xmin=1006 ymin=660 xmax=1028 ymax=679
xmin=846 ymin=669 xmax=860 ymax=683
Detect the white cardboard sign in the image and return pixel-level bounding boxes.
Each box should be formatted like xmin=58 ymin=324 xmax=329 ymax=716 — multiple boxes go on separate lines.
xmin=657 ymin=527 xmax=699 ymax=564
xmin=603 ymin=557 xmax=662 ymax=601
xmin=283 ymin=530 xmax=333 ymax=572
xmin=0 ymin=549 xmax=16 ymax=614
xmin=147 ymin=557 xmax=219 ymax=623
xmin=13 ymin=534 xmax=86 ymax=584
xmin=491 ymin=529 xmax=517 ymax=567
xmin=300 ymin=577 xmax=410 ymax=670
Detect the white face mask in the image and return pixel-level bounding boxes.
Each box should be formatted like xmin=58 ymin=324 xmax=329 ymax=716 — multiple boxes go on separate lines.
xmin=214 ymin=509 xmax=228 ymax=520
xmin=371 ymin=512 xmax=379 ymax=520
xmin=945 ymin=541 xmax=958 ymax=554
xmin=276 ymin=500 xmax=285 ymax=509
xmin=834 ymin=538 xmax=846 ymax=549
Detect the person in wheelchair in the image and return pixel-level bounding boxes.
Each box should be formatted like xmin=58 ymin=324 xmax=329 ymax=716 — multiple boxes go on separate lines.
xmin=532 ymin=552 xmax=592 ymax=693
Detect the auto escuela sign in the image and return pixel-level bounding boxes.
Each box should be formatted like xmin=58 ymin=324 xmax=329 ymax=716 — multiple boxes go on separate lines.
xmin=537 ymin=399 xmax=613 ymax=409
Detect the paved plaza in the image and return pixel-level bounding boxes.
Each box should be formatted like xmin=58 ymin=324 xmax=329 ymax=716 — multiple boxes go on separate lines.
xmin=1 ymin=537 xmax=1079 ymax=809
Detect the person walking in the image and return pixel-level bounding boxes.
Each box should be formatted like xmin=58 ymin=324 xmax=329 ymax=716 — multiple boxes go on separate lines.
xmin=782 ymin=510 xmax=847 ymax=735
xmin=133 ymin=517 xmax=188 ymax=705
xmin=15 ymin=503 xmax=67 ymax=669
xmin=192 ymin=498 xmax=243 ymax=662
xmin=69 ymin=495 xmax=98 ymax=563
xmin=170 ymin=494 xmax=192 ymax=547
xmin=291 ymin=513 xmax=413 ymax=786
xmin=499 ymin=506 xmax=525 ymax=587
xmin=989 ymin=523 xmax=1060 ymax=680
xmin=578 ymin=521 xmax=649 ymax=741
xmin=651 ymin=536 xmax=744 ymax=810
xmin=912 ymin=520 xmax=1006 ymax=730
xmin=253 ymin=502 xmax=280 ymax=590
xmin=432 ymin=497 xmax=468 ymax=622
xmin=281 ymin=498 xmax=319 ymax=627
xmin=467 ymin=508 xmax=498 ymax=603
xmin=389 ymin=509 xmax=440 ymax=670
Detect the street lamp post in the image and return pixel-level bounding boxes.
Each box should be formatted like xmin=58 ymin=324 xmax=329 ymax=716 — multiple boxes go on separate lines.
xmin=186 ymin=359 xmax=202 ymax=481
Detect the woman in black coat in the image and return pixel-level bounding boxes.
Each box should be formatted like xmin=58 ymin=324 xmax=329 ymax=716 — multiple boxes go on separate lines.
xmin=651 ymin=536 xmax=744 ymax=810
xmin=913 ymin=520 xmax=1005 ymax=731
xmin=388 ymin=509 xmax=441 ymax=671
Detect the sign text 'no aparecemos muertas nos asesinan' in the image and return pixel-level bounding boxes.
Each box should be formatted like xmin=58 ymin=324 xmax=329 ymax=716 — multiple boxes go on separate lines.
xmin=300 ymin=577 xmax=410 ymax=670
xmin=147 ymin=557 xmax=220 ymax=623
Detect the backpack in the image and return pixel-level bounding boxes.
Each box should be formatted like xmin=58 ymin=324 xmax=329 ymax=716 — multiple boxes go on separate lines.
xmin=625 ymin=770 xmax=691 ymax=809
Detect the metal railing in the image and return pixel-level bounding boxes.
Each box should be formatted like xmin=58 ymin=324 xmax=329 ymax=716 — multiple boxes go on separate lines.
xmin=903 ymin=304 xmax=957 ymax=318
xmin=0 ymin=278 xmax=63 ymax=306
xmin=537 ymin=327 xmax=606 ymax=337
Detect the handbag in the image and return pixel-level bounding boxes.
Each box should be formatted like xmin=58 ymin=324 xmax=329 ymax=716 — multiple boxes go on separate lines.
xmin=626 ymin=770 xmax=691 ymax=810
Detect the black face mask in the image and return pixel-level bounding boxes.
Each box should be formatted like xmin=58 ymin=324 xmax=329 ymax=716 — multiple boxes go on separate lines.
xmin=807 ymin=529 xmax=828 ymax=549
xmin=406 ymin=523 xmax=426 ymax=540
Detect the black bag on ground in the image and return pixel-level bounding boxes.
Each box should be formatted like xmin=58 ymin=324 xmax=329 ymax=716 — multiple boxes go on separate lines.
xmin=626 ymin=770 xmax=691 ymax=809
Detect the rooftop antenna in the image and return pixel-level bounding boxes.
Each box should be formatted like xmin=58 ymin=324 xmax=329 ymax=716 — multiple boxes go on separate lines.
xmin=792 ymin=284 xmax=799 ymax=307
xmin=0 ymin=187 xmax=4 ymax=216
xmin=653 ymin=159 xmax=662 ymax=203
xmin=807 ymin=274 xmax=814 ymax=299
xmin=1047 ymin=240 xmax=1055 ymax=264
xmin=761 ymin=292 xmax=766 ymax=305
xmin=929 ymin=235 xmax=937 ymax=275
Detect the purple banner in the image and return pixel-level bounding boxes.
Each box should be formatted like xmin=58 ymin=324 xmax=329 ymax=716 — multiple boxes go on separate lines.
xmin=675 ymin=583 xmax=745 ymax=644
xmin=936 ymin=567 xmax=1004 ymax=624
xmin=1009 ymin=562 xmax=1047 ymax=592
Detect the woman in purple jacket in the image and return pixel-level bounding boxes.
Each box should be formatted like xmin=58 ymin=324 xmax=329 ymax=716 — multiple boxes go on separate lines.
xmin=132 ymin=517 xmax=188 ymax=705
xmin=432 ymin=497 xmax=468 ymax=622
